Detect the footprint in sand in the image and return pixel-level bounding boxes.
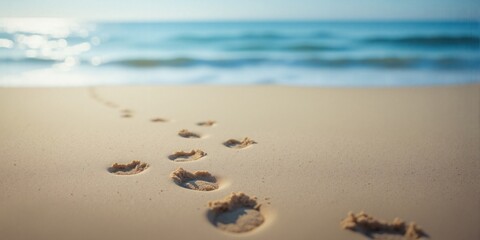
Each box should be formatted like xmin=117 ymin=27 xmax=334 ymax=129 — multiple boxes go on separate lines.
xmin=169 ymin=149 xmax=206 ymax=162
xmin=223 ymin=137 xmax=257 ymax=149
xmin=121 ymin=109 xmax=133 ymax=118
xmin=88 ymin=88 xmax=102 ymax=102
xmin=100 ymin=102 xmax=117 ymax=109
xmin=170 ymin=168 xmax=219 ymax=191
xmin=105 ymin=101 xmax=118 ymax=108
xmin=197 ymin=120 xmax=216 ymax=127
xmin=178 ymin=129 xmax=201 ymax=138
xmin=207 ymin=192 xmax=265 ymax=233
xmin=340 ymin=211 xmax=427 ymax=240
xmin=88 ymin=88 xmax=119 ymax=109
xmin=151 ymin=118 xmax=168 ymax=123
xmin=108 ymin=160 xmax=149 ymax=175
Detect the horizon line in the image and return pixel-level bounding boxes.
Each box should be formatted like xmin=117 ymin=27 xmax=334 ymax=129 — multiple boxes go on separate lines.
xmin=0 ymin=17 xmax=479 ymax=23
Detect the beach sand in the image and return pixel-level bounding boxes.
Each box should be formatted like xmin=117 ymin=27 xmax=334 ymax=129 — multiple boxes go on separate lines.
xmin=0 ymin=85 xmax=478 ymax=240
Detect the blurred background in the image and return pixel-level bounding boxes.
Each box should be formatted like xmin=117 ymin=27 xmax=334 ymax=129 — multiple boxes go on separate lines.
xmin=0 ymin=1 xmax=479 ymax=87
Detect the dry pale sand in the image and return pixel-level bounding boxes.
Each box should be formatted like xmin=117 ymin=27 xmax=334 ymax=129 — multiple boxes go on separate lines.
xmin=0 ymin=85 xmax=479 ymax=240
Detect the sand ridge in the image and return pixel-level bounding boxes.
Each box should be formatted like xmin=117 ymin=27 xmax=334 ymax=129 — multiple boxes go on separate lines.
xmin=108 ymin=160 xmax=149 ymax=175
xmin=340 ymin=211 xmax=426 ymax=239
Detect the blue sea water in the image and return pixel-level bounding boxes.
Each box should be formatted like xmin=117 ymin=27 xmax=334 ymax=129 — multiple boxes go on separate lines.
xmin=0 ymin=19 xmax=479 ymax=87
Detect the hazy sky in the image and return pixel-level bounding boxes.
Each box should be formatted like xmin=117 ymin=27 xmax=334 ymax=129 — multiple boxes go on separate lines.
xmin=0 ymin=0 xmax=479 ymax=21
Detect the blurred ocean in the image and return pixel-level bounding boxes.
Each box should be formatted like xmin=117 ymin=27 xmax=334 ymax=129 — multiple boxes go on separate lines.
xmin=0 ymin=19 xmax=479 ymax=87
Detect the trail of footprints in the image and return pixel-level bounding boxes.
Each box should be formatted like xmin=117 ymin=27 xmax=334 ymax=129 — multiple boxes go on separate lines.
xmin=107 ymin=117 xmax=263 ymax=233
xmin=90 ymin=88 xmax=427 ymax=238
xmin=89 ymin=88 xmax=265 ymax=233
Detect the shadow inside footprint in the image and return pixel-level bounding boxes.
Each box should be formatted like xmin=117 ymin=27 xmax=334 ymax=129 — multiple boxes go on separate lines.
xmin=108 ymin=160 xmax=149 ymax=175
xmin=170 ymin=168 xmax=218 ymax=191
xmin=223 ymin=137 xmax=257 ymax=149
xmin=121 ymin=109 xmax=133 ymax=118
xmin=207 ymin=192 xmax=265 ymax=233
xmin=178 ymin=129 xmax=201 ymax=138
xmin=169 ymin=150 xmax=206 ymax=162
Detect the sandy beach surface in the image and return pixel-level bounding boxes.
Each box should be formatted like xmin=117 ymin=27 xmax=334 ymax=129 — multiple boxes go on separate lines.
xmin=0 ymin=84 xmax=478 ymax=240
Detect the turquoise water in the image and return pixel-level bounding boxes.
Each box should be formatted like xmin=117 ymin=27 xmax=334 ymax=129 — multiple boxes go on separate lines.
xmin=0 ymin=19 xmax=479 ymax=86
